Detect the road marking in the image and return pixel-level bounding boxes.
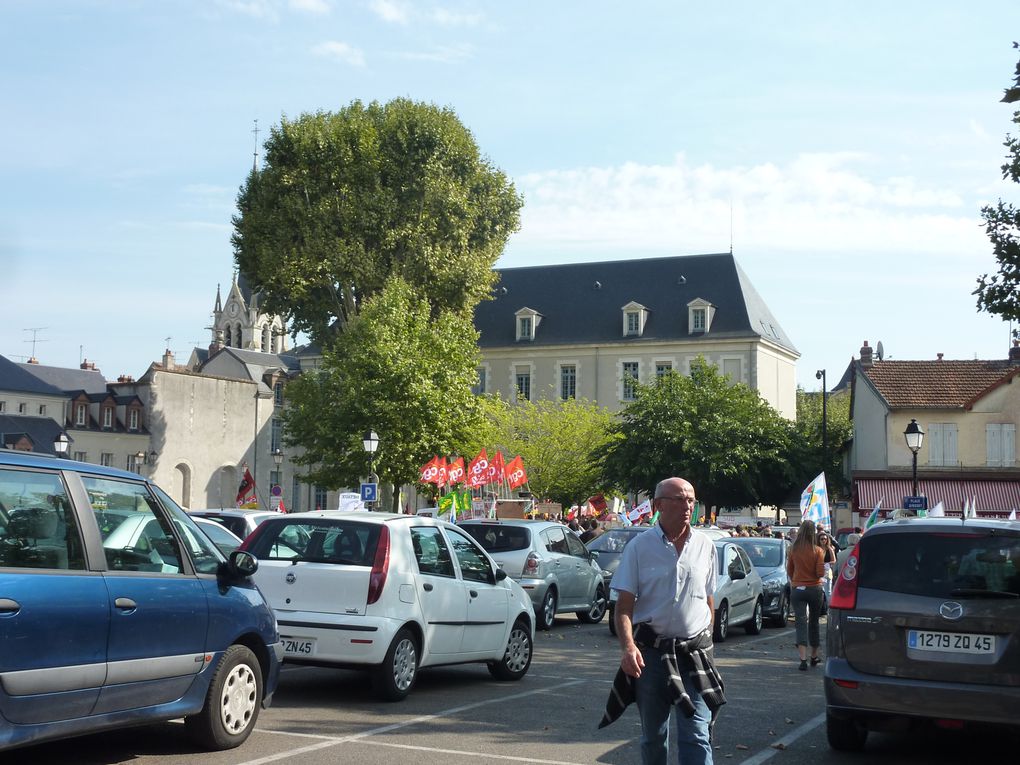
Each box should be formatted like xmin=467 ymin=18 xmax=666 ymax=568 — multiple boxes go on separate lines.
xmin=360 ymin=739 xmax=590 ymax=764
xmin=240 ymin=679 xmax=587 ymax=765
xmin=719 ymin=628 xmax=793 ymax=648
xmin=738 ymin=712 xmax=825 ymax=765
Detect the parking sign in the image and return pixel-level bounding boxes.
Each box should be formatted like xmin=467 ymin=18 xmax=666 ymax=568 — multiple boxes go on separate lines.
xmin=360 ymin=483 xmax=377 ymax=502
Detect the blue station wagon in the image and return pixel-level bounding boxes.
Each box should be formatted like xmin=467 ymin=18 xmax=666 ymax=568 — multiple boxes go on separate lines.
xmin=0 ymin=450 xmax=282 ymax=753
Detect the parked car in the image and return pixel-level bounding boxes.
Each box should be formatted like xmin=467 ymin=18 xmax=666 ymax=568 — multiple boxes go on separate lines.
xmin=194 ymin=517 xmax=244 ymax=556
xmin=698 ymin=527 xmax=732 ymax=540
xmin=712 ymin=538 xmax=764 ymax=641
xmin=588 ymin=526 xmax=649 ymax=636
xmin=0 ymin=450 xmax=282 ymax=754
xmin=730 ymin=536 xmax=791 ymax=626
xmin=458 ymin=519 xmax=606 ymax=630
xmin=188 ymin=508 xmax=284 ymax=541
xmin=242 ymin=512 xmax=535 ymax=701
xmin=824 ymin=517 xmax=1020 ymax=752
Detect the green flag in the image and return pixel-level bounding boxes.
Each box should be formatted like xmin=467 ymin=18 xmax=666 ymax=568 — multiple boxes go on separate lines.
xmin=438 ymin=492 xmax=455 ymax=518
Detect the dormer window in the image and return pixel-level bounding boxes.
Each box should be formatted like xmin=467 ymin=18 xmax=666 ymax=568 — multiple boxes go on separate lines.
xmin=128 ymin=409 xmax=139 ymax=431
xmin=621 ymin=301 xmax=649 ymax=337
xmin=102 ymin=407 xmax=113 ymax=428
xmin=687 ymin=298 xmax=715 ymax=335
xmin=515 ymin=307 xmax=541 ymax=341
xmin=75 ymin=404 xmax=87 ymax=426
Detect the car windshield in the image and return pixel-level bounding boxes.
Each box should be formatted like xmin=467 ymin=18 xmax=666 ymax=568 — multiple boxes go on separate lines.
xmin=736 ymin=542 xmax=783 ymax=568
xmin=587 ymin=529 xmax=643 ymax=553
xmin=461 ymin=524 xmax=531 ymax=552
xmin=248 ymin=519 xmax=380 ymax=565
xmin=859 ymin=530 xmax=1020 ymax=598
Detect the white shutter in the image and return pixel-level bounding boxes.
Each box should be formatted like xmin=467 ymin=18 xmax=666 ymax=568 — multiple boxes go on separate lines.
xmin=928 ymin=423 xmax=943 ymax=466
xmin=988 ymin=424 xmax=1002 ymax=467
xmin=945 ymin=424 xmax=958 ymax=466
xmin=1005 ymin=424 xmax=1016 ymax=467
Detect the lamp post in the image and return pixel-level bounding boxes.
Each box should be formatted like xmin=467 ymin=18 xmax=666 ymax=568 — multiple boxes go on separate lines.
xmin=815 ymin=369 xmax=827 ymax=458
xmin=362 ymin=430 xmax=379 ymax=508
xmin=272 ymin=448 xmax=284 ymax=469
xmin=904 ymin=418 xmax=924 ymax=498
xmin=53 ymin=432 xmax=71 ymax=457
xmin=133 ymin=451 xmax=146 ymax=474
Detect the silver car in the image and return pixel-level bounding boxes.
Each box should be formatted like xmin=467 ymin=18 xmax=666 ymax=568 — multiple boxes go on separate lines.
xmin=712 ymin=539 xmax=764 ymax=641
xmin=459 ymin=519 xmax=606 ymax=630
xmin=825 ymin=517 xmax=1020 ymax=751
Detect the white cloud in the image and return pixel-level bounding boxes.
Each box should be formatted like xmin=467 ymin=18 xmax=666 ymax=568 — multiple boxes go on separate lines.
xmin=513 ymin=153 xmax=987 ymax=259
xmin=431 ymin=7 xmax=483 ymax=26
xmin=398 ymin=43 xmax=473 ymax=63
xmin=290 ymin=0 xmax=331 ymax=13
xmin=312 ymin=41 xmax=366 ymax=67
xmin=369 ymin=0 xmax=409 ymax=24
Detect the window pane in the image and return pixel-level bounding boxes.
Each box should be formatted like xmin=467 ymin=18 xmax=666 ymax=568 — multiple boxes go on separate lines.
xmin=446 ymin=528 xmax=493 ymax=583
xmin=411 ymin=526 xmax=456 ymax=577
xmin=0 ymin=468 xmax=86 ymax=570
xmin=560 ymin=365 xmax=576 ymax=400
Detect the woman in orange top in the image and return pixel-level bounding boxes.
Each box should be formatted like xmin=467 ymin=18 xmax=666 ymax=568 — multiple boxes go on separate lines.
xmin=786 ymin=519 xmax=826 ymax=670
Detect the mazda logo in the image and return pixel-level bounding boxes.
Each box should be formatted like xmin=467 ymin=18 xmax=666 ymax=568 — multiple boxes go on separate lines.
xmin=285 ymin=572 xmax=296 ymax=585
xmin=939 ymin=601 xmax=964 ymax=621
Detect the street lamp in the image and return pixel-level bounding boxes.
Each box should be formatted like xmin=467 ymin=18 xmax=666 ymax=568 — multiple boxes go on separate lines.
xmin=362 ymin=430 xmax=379 ymax=480
xmin=272 ymin=448 xmax=284 ymax=468
xmin=133 ymin=451 xmax=147 ymax=474
xmin=53 ymin=432 xmax=71 ymax=457
xmin=904 ymin=419 xmax=924 ymax=498
xmin=815 ymin=369 xmax=827 ymax=458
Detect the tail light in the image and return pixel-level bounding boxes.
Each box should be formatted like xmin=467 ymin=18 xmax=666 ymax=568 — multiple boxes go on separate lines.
xmin=829 ymin=542 xmax=860 ymax=610
xmin=367 ymin=525 xmax=391 ymax=605
xmin=524 ymin=552 xmax=540 ymax=575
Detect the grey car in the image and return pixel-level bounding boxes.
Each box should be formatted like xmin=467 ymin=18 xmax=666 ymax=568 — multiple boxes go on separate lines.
xmin=730 ymin=536 xmax=791 ymax=627
xmin=459 ymin=519 xmax=606 ymax=630
xmin=587 ymin=527 xmax=649 ymax=636
xmin=713 ymin=539 xmax=764 ymax=641
xmin=825 ymin=517 xmax=1020 ymax=751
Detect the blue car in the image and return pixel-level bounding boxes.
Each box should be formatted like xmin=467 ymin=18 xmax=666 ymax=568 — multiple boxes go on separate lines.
xmin=0 ymin=450 xmax=282 ymax=753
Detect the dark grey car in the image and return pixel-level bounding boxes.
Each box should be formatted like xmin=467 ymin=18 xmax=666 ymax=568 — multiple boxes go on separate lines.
xmin=730 ymin=536 xmax=791 ymax=626
xmin=825 ymin=517 xmax=1020 ymax=751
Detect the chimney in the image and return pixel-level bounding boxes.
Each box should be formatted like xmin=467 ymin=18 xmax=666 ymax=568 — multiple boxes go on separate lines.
xmin=1010 ymin=340 xmax=1020 ymax=364
xmin=80 ymin=359 xmax=96 ymax=371
xmin=117 ymin=374 xmax=134 ymax=383
xmin=26 ymin=357 xmax=39 ymax=364
xmin=209 ymin=328 xmax=225 ymax=356
xmin=162 ymin=349 xmax=175 ymax=370
xmin=937 ymin=353 xmax=944 ymax=361
xmin=859 ymin=341 xmax=873 ymax=368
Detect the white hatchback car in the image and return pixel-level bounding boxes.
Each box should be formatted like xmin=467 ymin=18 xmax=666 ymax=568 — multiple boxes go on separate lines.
xmin=242 ymin=512 xmax=535 ymax=700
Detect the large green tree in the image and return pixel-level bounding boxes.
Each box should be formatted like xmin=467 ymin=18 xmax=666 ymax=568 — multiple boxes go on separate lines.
xmin=282 ymin=277 xmax=485 ymax=512
xmin=476 ymin=389 xmax=620 ymax=508
xmin=232 ymin=99 xmax=523 ymax=343
xmin=975 ymin=42 xmax=1020 ymax=332
xmin=601 ymin=359 xmax=796 ymax=510
xmin=791 ymin=387 xmax=853 ymax=497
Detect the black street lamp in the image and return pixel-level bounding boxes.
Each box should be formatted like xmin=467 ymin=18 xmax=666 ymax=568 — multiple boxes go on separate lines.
xmin=53 ymin=432 xmax=71 ymax=457
xmin=815 ymin=369 xmax=827 ymax=458
xmin=904 ymin=418 xmax=925 ymax=498
xmin=362 ymin=430 xmax=379 ymax=480
xmin=272 ymin=448 xmax=284 ymax=470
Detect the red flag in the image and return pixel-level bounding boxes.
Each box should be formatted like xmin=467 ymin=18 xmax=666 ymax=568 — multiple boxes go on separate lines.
xmin=486 ymin=451 xmax=505 ymax=484
xmin=236 ymin=466 xmax=256 ymax=508
xmin=447 ymin=456 xmax=465 ymax=485
xmin=504 ymin=455 xmax=528 ymax=489
xmin=278 ymin=498 xmax=288 ymax=514
xmin=420 ymin=456 xmax=440 ymax=484
xmin=436 ymin=456 xmax=449 ymax=487
xmin=467 ymin=448 xmax=489 ymax=489
xmin=588 ymin=494 xmax=607 ymax=513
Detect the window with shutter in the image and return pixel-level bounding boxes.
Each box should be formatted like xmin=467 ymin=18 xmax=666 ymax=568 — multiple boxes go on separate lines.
xmin=1005 ymin=424 xmax=1016 ymax=467
xmin=988 ymin=424 xmax=1003 ymax=467
xmin=928 ymin=423 xmax=943 ymax=466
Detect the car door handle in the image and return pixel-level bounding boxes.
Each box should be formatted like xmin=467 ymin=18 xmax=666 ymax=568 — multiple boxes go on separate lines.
xmin=114 ymin=597 xmax=138 ymax=611
xmin=0 ymin=598 xmax=20 ymax=614
xmin=469 ymin=590 xmax=479 ymax=598
xmin=422 ymin=583 xmax=434 ymax=592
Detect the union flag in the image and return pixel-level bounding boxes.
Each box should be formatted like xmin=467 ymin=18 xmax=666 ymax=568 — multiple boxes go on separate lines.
xmin=447 ymin=456 xmax=465 ymax=485
xmin=467 ymin=448 xmax=489 ymax=489
xmin=504 ymin=455 xmax=528 ymax=490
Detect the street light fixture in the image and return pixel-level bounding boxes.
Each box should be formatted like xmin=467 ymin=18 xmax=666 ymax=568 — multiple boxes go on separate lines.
xmin=362 ymin=430 xmax=379 ymax=479
xmin=53 ymin=432 xmax=71 ymax=457
xmin=272 ymin=448 xmax=284 ymax=468
xmin=815 ymin=369 xmax=827 ymax=458
xmin=904 ymin=419 xmax=924 ymax=498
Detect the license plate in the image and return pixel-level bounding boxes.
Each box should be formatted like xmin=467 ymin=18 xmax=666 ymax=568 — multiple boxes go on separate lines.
xmin=281 ymin=637 xmax=316 ymax=656
xmin=907 ymin=630 xmax=995 ymax=654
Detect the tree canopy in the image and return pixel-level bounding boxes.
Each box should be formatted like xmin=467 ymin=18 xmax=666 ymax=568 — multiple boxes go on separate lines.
xmin=601 ymin=359 xmax=796 ymax=510
xmin=232 ymin=99 xmax=523 ymax=344
xmin=975 ymin=42 xmax=1020 ymax=332
xmin=791 ymin=386 xmax=853 ymax=497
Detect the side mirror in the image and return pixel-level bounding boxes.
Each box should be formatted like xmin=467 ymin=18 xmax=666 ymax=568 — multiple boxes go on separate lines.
xmin=494 ymin=568 xmax=508 ymax=582
xmin=730 ymin=568 xmax=745 ymax=580
xmin=229 ymin=550 xmax=259 ymax=577
xmin=589 ymin=550 xmax=600 ymax=560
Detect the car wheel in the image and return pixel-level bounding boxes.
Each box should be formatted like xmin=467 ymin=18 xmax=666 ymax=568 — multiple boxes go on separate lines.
xmin=713 ymin=602 xmax=729 ymax=642
xmin=577 ymin=584 xmax=607 ymax=624
xmin=608 ymin=603 xmax=617 ymax=636
xmin=185 ymin=644 xmax=262 ymax=750
xmin=373 ymin=628 xmax=419 ymax=701
xmin=771 ymin=594 xmax=790 ymax=627
xmin=826 ymin=711 xmax=867 ymax=752
xmin=744 ymin=598 xmax=763 ymax=635
xmin=537 ymin=588 xmax=557 ymax=631
xmin=488 ymin=619 xmax=533 ymax=681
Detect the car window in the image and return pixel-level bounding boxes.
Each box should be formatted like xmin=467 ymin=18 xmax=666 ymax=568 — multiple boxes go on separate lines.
xmin=151 ymin=484 xmax=223 ymax=574
xmin=410 ymin=526 xmax=455 ymax=578
xmin=735 ymin=546 xmax=754 ymax=574
xmin=81 ymin=476 xmax=184 ymax=574
xmin=588 ymin=530 xmax=640 ymax=552
xmin=859 ymin=531 xmax=1020 ymax=597
xmin=248 ymin=520 xmax=378 ymax=565
xmin=0 ymin=467 xmax=86 ymax=571
xmin=461 ymin=524 xmax=531 ymax=552
xmin=739 ymin=542 xmax=781 ymax=568
xmin=564 ymin=530 xmax=587 ymax=558
xmin=723 ymin=545 xmax=742 ymax=577
xmin=542 ymin=526 xmax=568 ymax=554
xmin=197 ymin=521 xmax=241 ymax=554
xmin=446 ymin=527 xmax=494 ymax=584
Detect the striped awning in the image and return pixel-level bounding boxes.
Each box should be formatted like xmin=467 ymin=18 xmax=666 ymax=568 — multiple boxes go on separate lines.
xmin=855 ymin=478 xmax=1020 ymax=516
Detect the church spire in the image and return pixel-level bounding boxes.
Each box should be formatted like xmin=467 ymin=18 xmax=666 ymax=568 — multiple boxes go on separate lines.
xmin=214 ymin=283 xmax=222 ymax=314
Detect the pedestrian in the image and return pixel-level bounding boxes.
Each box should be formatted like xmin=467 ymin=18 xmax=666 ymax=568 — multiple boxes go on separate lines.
xmin=835 ymin=532 xmax=861 ymax=576
xmin=786 ymin=519 xmax=825 ymax=671
xmin=599 ymin=477 xmax=724 ymax=765
xmin=817 ymin=529 xmax=836 ymax=603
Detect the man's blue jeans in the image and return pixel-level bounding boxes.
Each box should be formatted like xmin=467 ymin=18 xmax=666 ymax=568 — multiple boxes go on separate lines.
xmin=635 ymin=645 xmax=713 ymax=765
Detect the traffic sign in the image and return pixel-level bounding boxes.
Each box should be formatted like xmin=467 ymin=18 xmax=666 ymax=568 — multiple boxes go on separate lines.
xmin=271 ymin=484 xmax=282 ymax=497
xmin=903 ymin=496 xmax=928 ymax=511
xmin=360 ymin=483 xmax=378 ymax=502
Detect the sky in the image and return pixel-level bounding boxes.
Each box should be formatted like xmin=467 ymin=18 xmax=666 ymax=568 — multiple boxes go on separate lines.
xmin=3 ymin=1 xmax=1020 ymax=393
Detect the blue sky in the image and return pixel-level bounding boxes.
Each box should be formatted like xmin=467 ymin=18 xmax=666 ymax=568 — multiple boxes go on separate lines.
xmin=2 ymin=1 xmax=1019 ymax=392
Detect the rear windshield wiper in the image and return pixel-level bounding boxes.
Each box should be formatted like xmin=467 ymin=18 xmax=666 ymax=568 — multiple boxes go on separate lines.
xmin=949 ymin=588 xmax=1020 ymax=599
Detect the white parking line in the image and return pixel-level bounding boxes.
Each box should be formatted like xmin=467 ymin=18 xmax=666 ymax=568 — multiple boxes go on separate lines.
xmin=241 ymin=679 xmax=587 ymax=765
xmin=738 ymin=712 xmax=825 ymax=765
xmin=720 ymin=628 xmax=793 ymax=648
xmin=360 ymin=739 xmax=590 ymax=765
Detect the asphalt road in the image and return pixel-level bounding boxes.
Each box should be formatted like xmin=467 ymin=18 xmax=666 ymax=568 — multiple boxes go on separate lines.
xmin=10 ymin=614 xmax=1018 ymax=764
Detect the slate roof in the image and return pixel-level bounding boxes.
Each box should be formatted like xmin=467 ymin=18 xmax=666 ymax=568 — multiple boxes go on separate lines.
xmin=0 ymin=414 xmax=67 ymax=455
xmin=474 ymin=253 xmax=797 ymax=353
xmin=861 ymin=360 xmax=1020 ymax=409
xmin=0 ymin=355 xmax=66 ymax=397
xmin=16 ymin=362 xmax=108 ymax=395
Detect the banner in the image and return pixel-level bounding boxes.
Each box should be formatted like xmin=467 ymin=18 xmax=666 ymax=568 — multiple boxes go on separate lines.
xmin=447 ymin=456 xmax=465 ymax=485
xmin=627 ymin=499 xmax=652 ymax=522
xmin=435 ymin=456 xmax=449 ymax=487
xmin=420 ymin=456 xmax=441 ymax=484
xmin=799 ymin=472 xmax=830 ymax=529
xmin=236 ymin=466 xmax=257 ymax=509
xmin=486 ymin=451 xmax=506 ymax=484
xmin=504 ymin=455 xmax=528 ymax=489
xmin=467 ymin=448 xmax=490 ymax=489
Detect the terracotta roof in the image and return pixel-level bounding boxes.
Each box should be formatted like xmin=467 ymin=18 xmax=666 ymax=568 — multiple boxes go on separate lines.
xmin=863 ymin=360 xmax=1019 ymax=409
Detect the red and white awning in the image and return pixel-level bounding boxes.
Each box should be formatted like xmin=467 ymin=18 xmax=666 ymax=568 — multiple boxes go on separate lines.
xmin=855 ymin=478 xmax=1020 ymax=516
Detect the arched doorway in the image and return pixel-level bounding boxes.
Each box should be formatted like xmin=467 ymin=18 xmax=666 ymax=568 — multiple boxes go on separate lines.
xmin=173 ymin=463 xmax=192 ymax=508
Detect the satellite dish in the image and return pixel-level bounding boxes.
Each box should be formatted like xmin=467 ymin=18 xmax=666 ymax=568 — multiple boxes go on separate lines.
xmin=876 ymin=340 xmax=885 ymax=361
